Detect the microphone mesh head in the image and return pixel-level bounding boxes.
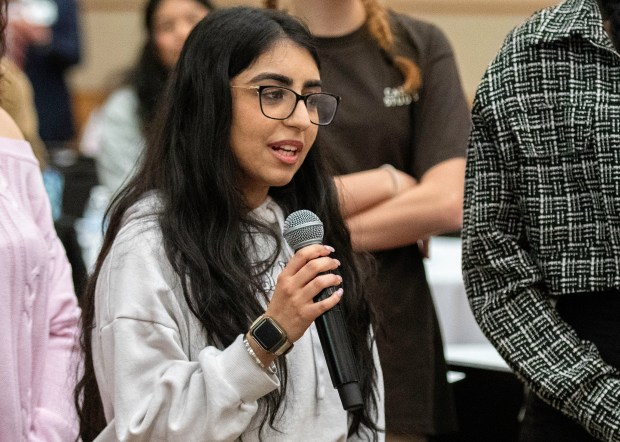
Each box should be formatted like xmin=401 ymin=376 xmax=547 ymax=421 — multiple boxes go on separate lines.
xmin=283 ymin=210 xmax=324 ymax=251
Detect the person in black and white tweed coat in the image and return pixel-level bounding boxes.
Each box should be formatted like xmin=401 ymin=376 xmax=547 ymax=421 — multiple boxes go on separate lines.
xmin=462 ymin=0 xmax=620 ymax=441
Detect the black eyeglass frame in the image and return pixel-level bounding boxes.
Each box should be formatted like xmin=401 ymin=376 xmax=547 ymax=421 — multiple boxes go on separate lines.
xmin=231 ymin=85 xmax=341 ymax=126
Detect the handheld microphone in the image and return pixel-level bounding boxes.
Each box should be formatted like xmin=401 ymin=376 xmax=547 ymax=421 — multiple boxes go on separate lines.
xmin=283 ymin=210 xmax=363 ymax=411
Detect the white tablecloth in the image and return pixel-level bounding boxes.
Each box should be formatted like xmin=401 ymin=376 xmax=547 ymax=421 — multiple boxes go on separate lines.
xmin=424 ymin=236 xmax=487 ymax=345
xmin=423 ymin=236 xmax=509 ymax=371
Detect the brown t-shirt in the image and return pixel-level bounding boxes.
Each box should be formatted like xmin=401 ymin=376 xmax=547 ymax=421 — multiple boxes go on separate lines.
xmin=313 ymin=12 xmax=470 ymax=435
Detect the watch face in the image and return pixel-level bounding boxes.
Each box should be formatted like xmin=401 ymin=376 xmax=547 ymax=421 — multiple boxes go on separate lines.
xmin=252 ymin=317 xmax=285 ymax=351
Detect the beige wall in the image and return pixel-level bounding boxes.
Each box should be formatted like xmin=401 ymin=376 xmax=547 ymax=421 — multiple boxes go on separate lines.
xmin=69 ymin=0 xmax=559 ymax=130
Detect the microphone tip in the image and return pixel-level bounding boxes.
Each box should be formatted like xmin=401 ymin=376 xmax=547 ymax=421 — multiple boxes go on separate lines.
xmin=283 ymin=210 xmax=324 ymax=251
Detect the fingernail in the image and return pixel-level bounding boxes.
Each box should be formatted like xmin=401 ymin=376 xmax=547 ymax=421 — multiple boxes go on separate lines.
xmin=334 ymin=259 xmax=341 ymax=267
xmin=335 ymin=288 xmax=344 ymax=297
xmin=324 ymin=245 xmax=335 ymax=252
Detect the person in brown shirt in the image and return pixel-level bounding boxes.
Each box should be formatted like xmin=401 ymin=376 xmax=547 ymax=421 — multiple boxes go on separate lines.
xmin=267 ymin=1 xmax=471 ymax=440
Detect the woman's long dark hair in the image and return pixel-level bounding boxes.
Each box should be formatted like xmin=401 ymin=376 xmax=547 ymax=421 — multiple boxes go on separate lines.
xmin=75 ymin=7 xmax=380 ymax=441
xmin=129 ymin=0 xmax=213 ymax=128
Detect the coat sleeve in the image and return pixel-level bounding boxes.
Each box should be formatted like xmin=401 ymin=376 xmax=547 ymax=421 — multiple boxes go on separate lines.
xmin=462 ymin=70 xmax=620 ymax=441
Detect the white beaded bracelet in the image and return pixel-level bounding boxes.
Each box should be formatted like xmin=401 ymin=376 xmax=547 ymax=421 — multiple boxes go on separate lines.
xmin=243 ymin=336 xmax=276 ymax=374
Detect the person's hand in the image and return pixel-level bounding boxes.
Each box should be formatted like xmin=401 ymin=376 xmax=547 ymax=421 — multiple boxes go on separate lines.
xmin=265 ymin=244 xmax=342 ymax=343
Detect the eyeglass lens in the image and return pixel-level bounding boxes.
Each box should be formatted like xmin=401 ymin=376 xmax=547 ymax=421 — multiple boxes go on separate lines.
xmin=259 ymin=87 xmax=338 ymax=125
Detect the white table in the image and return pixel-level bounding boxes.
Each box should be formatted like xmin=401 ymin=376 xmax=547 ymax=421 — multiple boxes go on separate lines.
xmin=424 ymin=236 xmax=489 ymax=345
xmin=445 ymin=343 xmax=510 ymax=372
xmin=423 ymin=236 xmax=510 ymax=373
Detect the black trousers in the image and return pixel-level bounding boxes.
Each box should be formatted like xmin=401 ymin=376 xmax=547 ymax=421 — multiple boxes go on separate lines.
xmin=518 ymin=289 xmax=620 ymax=442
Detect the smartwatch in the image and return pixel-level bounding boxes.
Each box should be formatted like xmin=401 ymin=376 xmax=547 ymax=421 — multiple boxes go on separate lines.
xmin=249 ymin=315 xmax=293 ymax=356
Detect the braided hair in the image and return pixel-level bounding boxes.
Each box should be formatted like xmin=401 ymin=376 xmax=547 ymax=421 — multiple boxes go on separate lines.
xmin=600 ymin=0 xmax=620 ymax=49
xmin=263 ymin=0 xmax=421 ymax=95
xmin=360 ymin=0 xmax=421 ymax=94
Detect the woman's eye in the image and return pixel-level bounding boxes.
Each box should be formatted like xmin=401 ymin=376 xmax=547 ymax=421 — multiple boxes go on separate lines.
xmin=262 ymin=89 xmax=287 ymax=104
xmin=306 ymin=95 xmax=320 ymax=109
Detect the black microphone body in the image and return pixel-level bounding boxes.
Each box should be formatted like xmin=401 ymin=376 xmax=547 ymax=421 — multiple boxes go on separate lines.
xmin=283 ymin=210 xmax=363 ymax=411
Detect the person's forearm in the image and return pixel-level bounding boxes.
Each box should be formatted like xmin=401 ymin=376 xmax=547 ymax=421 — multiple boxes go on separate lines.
xmin=346 ymin=158 xmax=465 ymax=251
xmin=335 ymin=168 xmax=396 ymax=218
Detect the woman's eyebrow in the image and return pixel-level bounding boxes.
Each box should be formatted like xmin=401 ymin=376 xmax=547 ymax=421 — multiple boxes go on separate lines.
xmin=248 ymin=73 xmax=322 ymax=89
xmin=249 ymin=72 xmax=292 ymax=85
xmin=304 ymin=80 xmax=322 ymax=89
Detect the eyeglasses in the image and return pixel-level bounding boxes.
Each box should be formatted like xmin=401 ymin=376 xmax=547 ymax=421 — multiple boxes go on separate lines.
xmin=231 ymin=85 xmax=341 ymax=126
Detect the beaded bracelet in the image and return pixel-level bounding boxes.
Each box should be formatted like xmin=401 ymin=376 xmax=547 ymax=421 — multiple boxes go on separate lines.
xmin=243 ymin=336 xmax=276 ymax=374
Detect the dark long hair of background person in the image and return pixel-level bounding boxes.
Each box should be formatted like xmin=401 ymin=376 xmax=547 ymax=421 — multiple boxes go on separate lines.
xmin=600 ymin=0 xmax=620 ymax=49
xmin=75 ymin=7 xmax=381 ymax=441
xmin=129 ymin=0 xmax=213 ymax=129
xmin=0 ymin=1 xmax=5 ymax=56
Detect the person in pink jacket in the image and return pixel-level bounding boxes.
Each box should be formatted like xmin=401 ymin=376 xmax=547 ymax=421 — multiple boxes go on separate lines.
xmin=0 ymin=2 xmax=82 ymax=440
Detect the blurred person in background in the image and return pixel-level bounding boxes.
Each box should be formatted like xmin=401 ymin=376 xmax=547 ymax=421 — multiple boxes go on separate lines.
xmin=266 ymin=0 xmax=470 ymax=440
xmin=463 ymin=0 xmax=620 ymax=440
xmin=7 ymin=0 xmax=81 ymax=151
xmin=0 ymin=0 xmax=81 ymax=439
xmin=1 ymin=44 xmax=88 ymax=296
xmin=0 ymin=55 xmax=47 ymax=167
xmin=93 ymin=0 xmax=212 ymax=197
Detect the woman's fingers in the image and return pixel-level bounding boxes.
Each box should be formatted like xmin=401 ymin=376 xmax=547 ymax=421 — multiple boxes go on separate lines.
xmin=275 ymin=255 xmax=341 ymax=307
xmin=281 ymin=244 xmax=334 ymax=276
xmin=298 ymin=255 xmax=341 ymax=288
xmin=306 ymin=271 xmax=342 ymax=302
xmin=310 ymin=287 xmax=343 ymax=314
xmin=268 ymin=284 xmax=343 ymax=343
xmin=267 ymin=245 xmax=344 ymax=341
xmin=277 ymin=244 xmax=340 ymax=296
